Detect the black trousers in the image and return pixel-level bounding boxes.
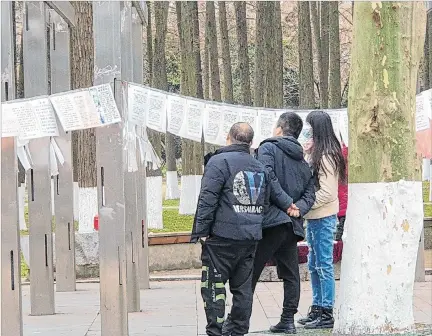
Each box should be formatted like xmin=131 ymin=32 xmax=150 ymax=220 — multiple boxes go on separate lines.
xmin=200 ymin=237 xmax=257 ymax=336
xmin=251 ymin=224 xmax=300 ymax=316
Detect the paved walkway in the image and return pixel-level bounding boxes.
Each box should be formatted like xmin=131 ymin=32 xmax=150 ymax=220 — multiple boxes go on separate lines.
xmin=23 ymin=277 xmax=432 ymax=336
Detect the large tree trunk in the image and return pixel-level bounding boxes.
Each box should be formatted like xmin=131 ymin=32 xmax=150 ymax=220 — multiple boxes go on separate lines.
xmin=328 ymin=1 xmax=342 ymax=109
xmin=206 ymin=1 xmax=221 ymax=102
xmin=298 ymin=2 xmax=315 ymax=109
xmin=234 ymin=1 xmax=252 ymax=105
xmin=218 ymin=1 xmax=234 ymax=103
xmin=428 ymin=10 xmax=432 ymax=89
xmin=319 ymin=1 xmax=329 ymax=108
xmin=253 ymin=1 xmax=266 ymax=107
xmin=264 ymin=2 xmax=283 ymax=109
xmin=334 ymin=3 xmax=426 ymax=334
xmin=70 ymin=1 xmax=97 ymax=233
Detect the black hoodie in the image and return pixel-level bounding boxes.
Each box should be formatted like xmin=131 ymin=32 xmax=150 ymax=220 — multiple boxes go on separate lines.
xmin=255 ymin=136 xmax=316 ymax=240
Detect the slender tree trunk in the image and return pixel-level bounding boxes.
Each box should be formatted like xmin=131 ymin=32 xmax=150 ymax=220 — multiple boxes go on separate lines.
xmin=298 ymin=2 xmax=315 ymax=108
xmin=319 ymin=1 xmax=329 ymax=108
xmin=310 ymin=1 xmax=321 ymax=102
xmin=234 ymin=1 xmax=252 ymax=105
xmin=254 ymin=1 xmax=267 ymax=107
xmin=191 ymin=1 xmax=204 ymax=174
xmin=203 ymin=20 xmax=210 ymax=100
xmin=146 ymin=2 xmax=153 ymax=87
xmin=218 ymin=1 xmax=234 ymax=103
xmin=178 ymin=1 xmax=203 ymax=214
xmin=176 ymin=2 xmax=187 ymax=93
xmin=206 ymin=1 xmax=221 ymax=102
xmin=328 ymin=1 xmax=342 ymax=108
xmin=149 ymin=1 xmax=169 ymax=178
xmin=70 ymin=1 xmax=97 ymax=232
xmin=264 ymin=2 xmax=283 ymax=109
xmin=71 ymin=1 xmax=95 ymax=188
xmin=334 ymin=2 xmax=426 ymax=334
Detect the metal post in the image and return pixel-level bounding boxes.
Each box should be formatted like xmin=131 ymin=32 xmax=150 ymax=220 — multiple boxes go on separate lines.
xmin=122 ymin=1 xmax=140 ymax=313
xmin=93 ymin=1 xmax=128 ymax=334
xmin=131 ymin=2 xmax=150 ymax=290
xmin=1 ymin=1 xmax=23 ymax=334
xmin=23 ymin=1 xmax=55 ymax=316
xmin=415 ymin=229 xmax=426 ymax=282
xmin=50 ymin=8 xmax=76 ymax=292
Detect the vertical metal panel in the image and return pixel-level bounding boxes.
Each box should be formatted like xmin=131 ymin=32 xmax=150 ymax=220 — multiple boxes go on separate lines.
xmin=122 ymin=1 xmax=140 ymax=313
xmin=132 ymin=6 xmax=150 ymax=290
xmin=1 ymin=2 xmax=23 ymax=334
xmin=93 ymin=1 xmax=128 ymax=334
xmin=50 ymin=10 xmax=76 ymax=292
xmin=23 ymin=1 xmax=55 ymax=316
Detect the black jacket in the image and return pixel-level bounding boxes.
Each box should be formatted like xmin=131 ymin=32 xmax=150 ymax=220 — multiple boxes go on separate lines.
xmin=255 ymin=136 xmax=316 ymax=240
xmin=191 ymin=144 xmax=293 ymax=242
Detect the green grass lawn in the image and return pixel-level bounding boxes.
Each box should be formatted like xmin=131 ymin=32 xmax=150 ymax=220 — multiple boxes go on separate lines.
xmin=150 ymin=208 xmax=194 ymax=233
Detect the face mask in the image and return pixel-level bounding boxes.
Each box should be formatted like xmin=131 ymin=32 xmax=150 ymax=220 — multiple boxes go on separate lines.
xmin=298 ymin=123 xmax=314 ymax=153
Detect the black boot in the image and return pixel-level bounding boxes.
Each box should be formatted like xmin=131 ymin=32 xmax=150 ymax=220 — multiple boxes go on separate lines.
xmin=297 ymin=305 xmax=321 ymax=325
xmin=270 ymin=313 xmax=296 ymax=334
xmin=304 ymin=307 xmax=334 ymax=329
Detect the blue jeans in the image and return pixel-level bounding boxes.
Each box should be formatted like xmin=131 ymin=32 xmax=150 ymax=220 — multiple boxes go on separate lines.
xmin=306 ymin=215 xmax=336 ymax=309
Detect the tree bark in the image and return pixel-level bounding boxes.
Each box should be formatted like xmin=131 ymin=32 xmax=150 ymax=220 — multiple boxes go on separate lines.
xmin=218 ymin=1 xmax=234 ymax=103
xmin=263 ymin=2 xmax=283 ymax=109
xmin=206 ymin=1 xmax=221 ymax=102
xmin=203 ymin=19 xmax=210 ymax=100
xmin=70 ymin=1 xmax=96 ymax=188
xmin=428 ymin=10 xmax=432 ymax=89
xmin=334 ymin=3 xmax=426 ymax=334
xmin=234 ymin=1 xmax=252 ymax=105
xmin=146 ymin=2 xmax=153 ymax=87
xmin=149 ymin=1 xmax=169 ymax=177
xmin=328 ymin=1 xmax=342 ymax=108
xmin=298 ymin=2 xmax=315 ymax=109
xmin=319 ymin=1 xmax=330 ymax=108
xmin=254 ymin=1 xmax=267 ymax=107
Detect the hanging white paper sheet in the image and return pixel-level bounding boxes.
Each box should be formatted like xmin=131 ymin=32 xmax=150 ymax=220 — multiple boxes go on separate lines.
xmin=1 ymin=103 xmax=19 ymax=137
xmin=147 ymin=89 xmax=167 ymax=132
xmin=221 ymin=105 xmax=241 ymax=143
xmin=17 ymin=146 xmax=31 ymax=171
xmin=180 ymin=99 xmax=205 ymax=143
xmin=1 ymin=97 xmax=59 ymax=139
xmin=167 ymin=95 xmax=187 ymax=136
xmin=239 ymin=108 xmax=258 ymax=147
xmin=204 ymin=104 xmax=224 ymax=145
xmin=50 ymin=142 xmax=59 ymax=176
xmin=338 ymin=109 xmax=349 ymax=146
xmin=257 ymin=110 xmax=277 ymax=144
xmin=416 ymin=93 xmax=431 ymax=132
xmin=51 ymin=138 xmax=65 ymax=165
xmin=127 ymin=83 xmax=148 ymax=126
xmin=50 ymin=84 xmax=121 ymax=131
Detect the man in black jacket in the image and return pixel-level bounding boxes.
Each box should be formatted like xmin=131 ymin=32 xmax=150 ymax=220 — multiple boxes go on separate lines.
xmin=191 ymin=122 xmax=296 ymax=336
xmin=252 ymin=112 xmax=316 ymax=334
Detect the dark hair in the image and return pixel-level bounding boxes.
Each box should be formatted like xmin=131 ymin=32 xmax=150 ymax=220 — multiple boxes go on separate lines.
xmin=306 ymin=111 xmax=346 ymax=183
xmin=229 ymin=122 xmax=254 ymax=145
xmin=276 ymin=112 xmax=303 ymax=139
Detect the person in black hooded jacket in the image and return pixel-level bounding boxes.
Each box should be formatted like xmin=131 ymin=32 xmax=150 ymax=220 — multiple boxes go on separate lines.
xmin=252 ymin=111 xmax=316 ymax=334
xmin=191 ymin=122 xmax=296 ymax=336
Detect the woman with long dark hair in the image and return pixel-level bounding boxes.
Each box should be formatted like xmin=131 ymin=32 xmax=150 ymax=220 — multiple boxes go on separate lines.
xmin=298 ymin=110 xmax=346 ymax=330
